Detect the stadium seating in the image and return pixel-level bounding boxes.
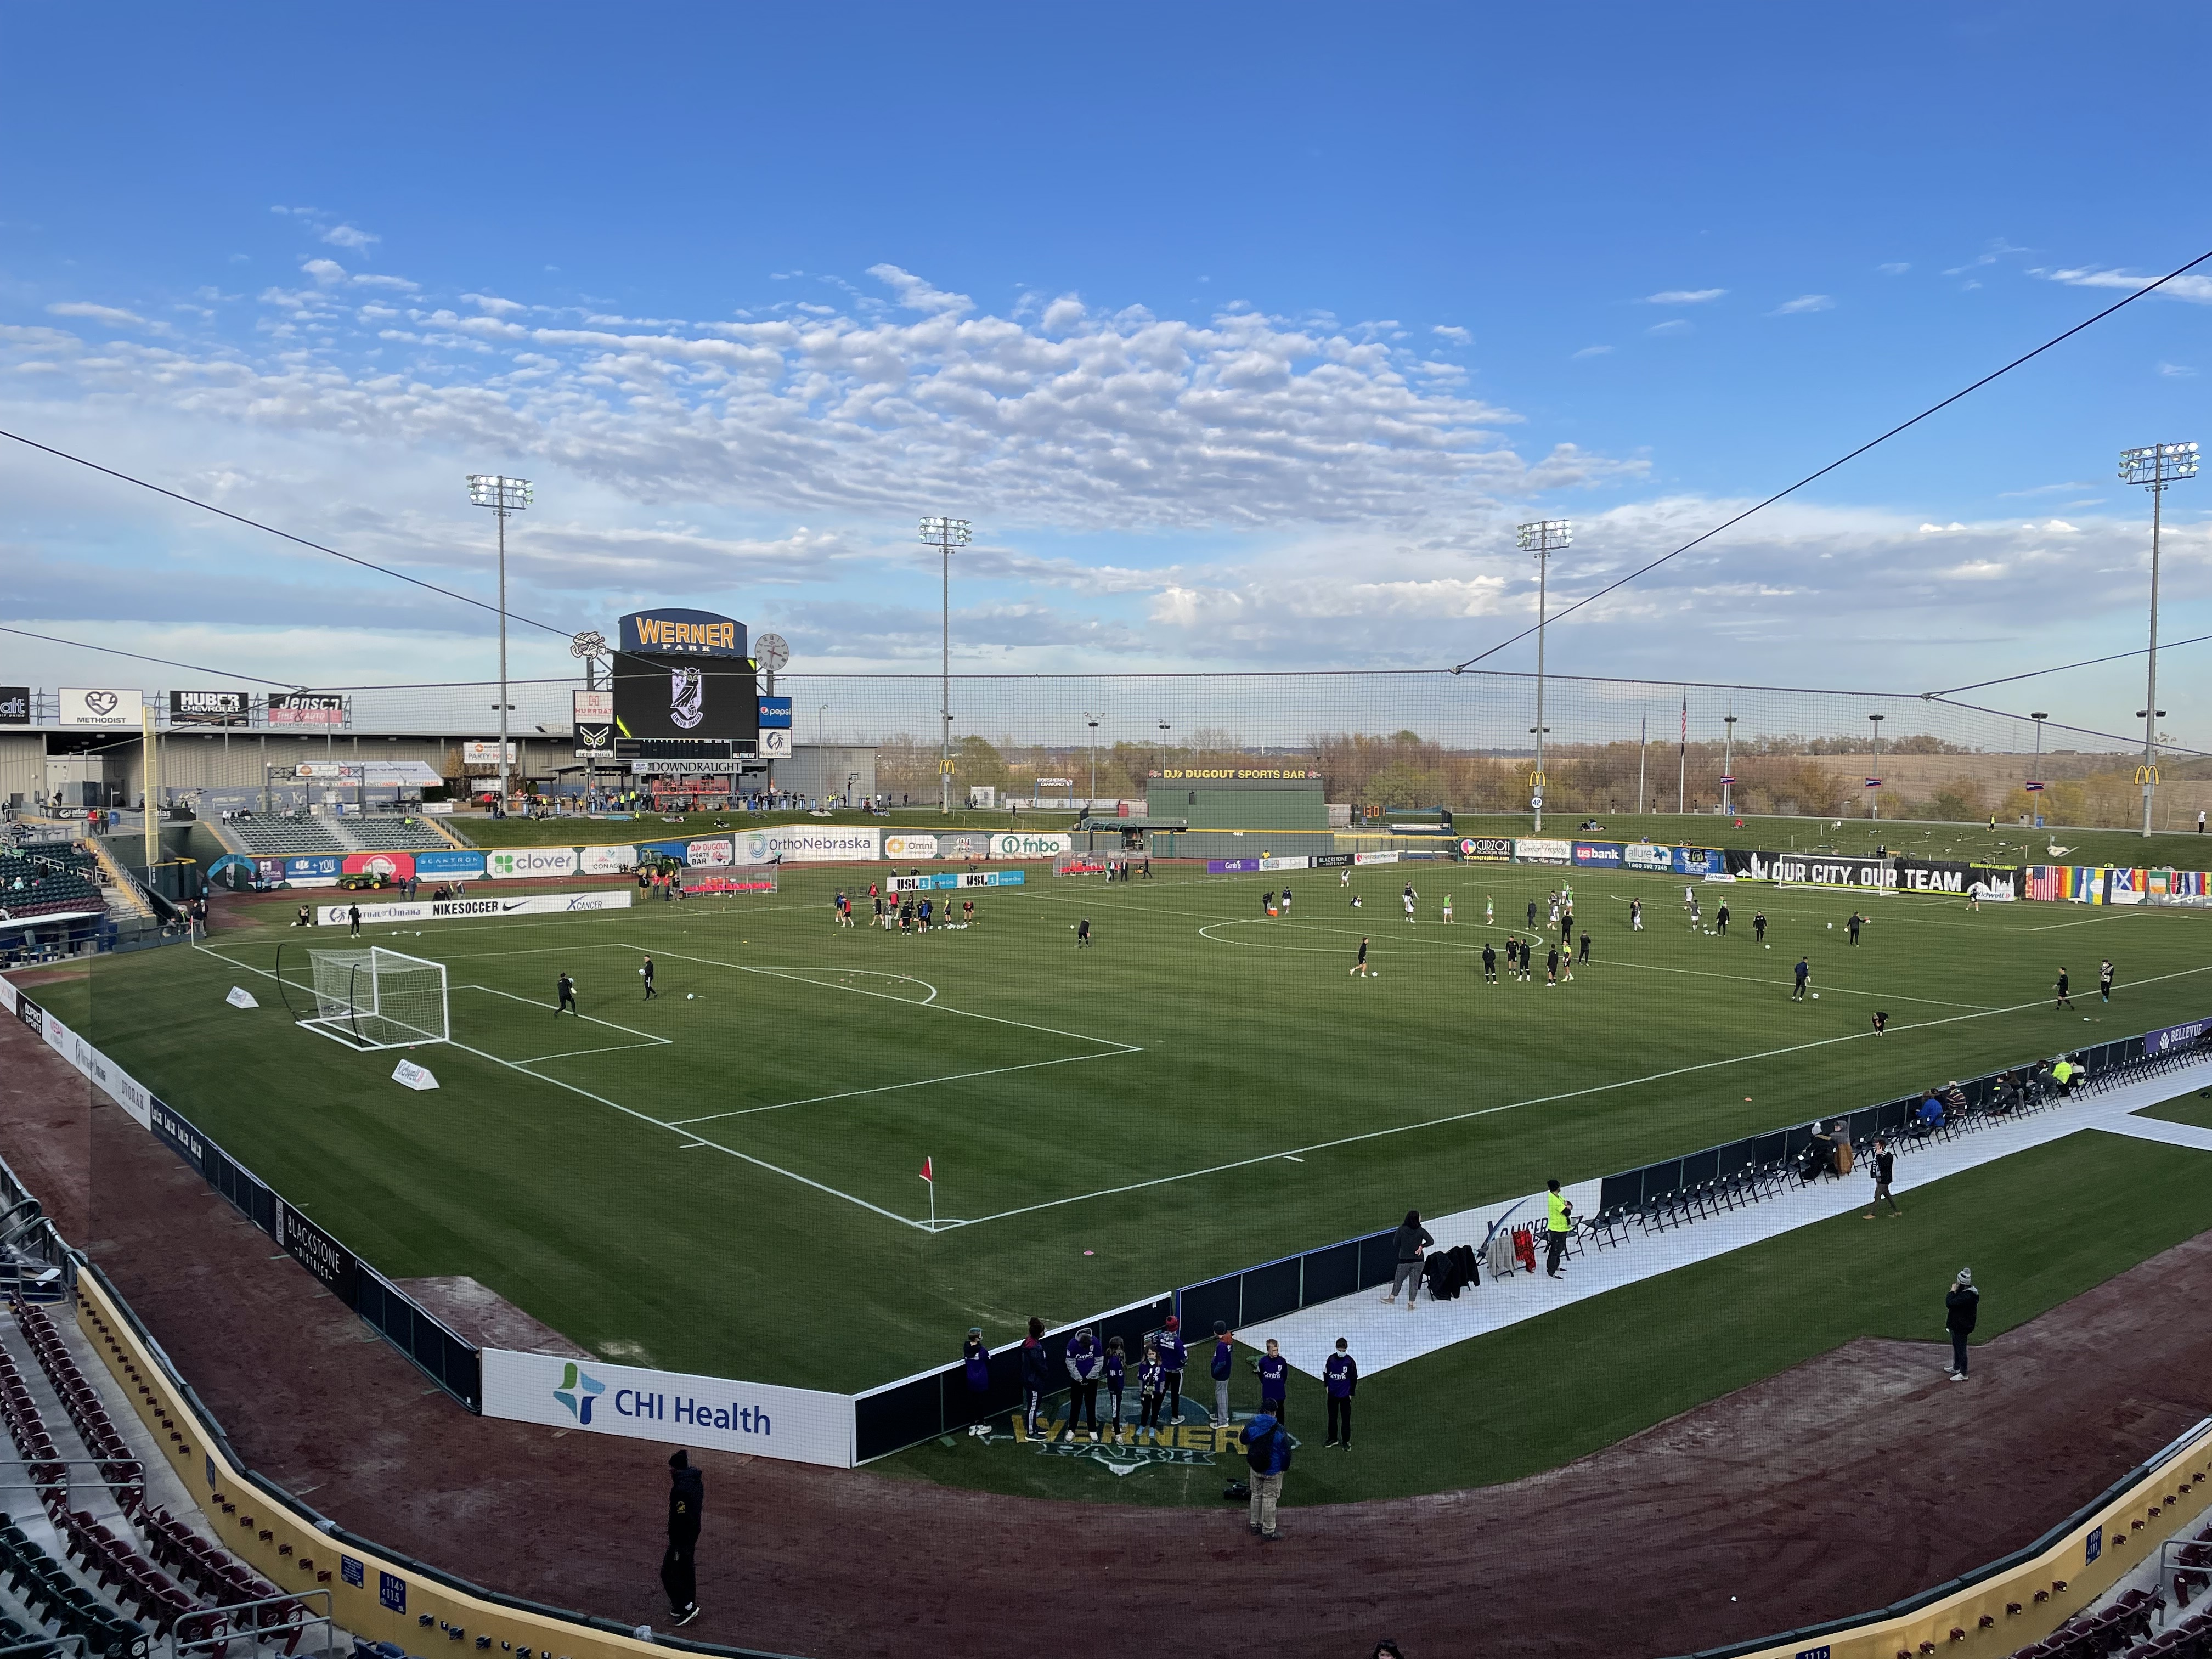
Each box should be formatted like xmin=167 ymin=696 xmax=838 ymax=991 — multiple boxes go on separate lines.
xmin=0 ymin=851 xmax=105 ymax=921
xmin=2174 ymin=1520 xmax=2212 ymax=1611
xmin=342 ymin=816 xmax=452 ymax=851
xmin=0 ymin=1514 xmax=149 ymax=1658
xmin=2005 ymin=1588 xmax=2165 ymax=1659
xmin=225 ymin=818 xmax=347 ymax=857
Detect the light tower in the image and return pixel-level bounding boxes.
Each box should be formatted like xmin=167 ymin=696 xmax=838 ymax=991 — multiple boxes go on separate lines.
xmin=1867 ymin=713 xmax=1884 ymax=820
xmin=2119 ymin=442 xmax=2198 ymax=836
xmin=1516 ymin=519 xmax=1572 ymax=832
xmin=467 ymin=474 xmax=532 ymax=808
xmin=919 ymin=517 xmax=972 ymax=813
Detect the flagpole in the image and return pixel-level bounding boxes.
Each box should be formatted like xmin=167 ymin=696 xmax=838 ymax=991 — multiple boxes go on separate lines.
xmin=930 ymin=1177 xmax=937 ymax=1234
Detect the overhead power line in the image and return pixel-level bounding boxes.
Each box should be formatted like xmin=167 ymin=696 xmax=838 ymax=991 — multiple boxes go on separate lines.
xmin=0 ymin=427 xmax=574 ymax=639
xmin=1926 ymin=631 xmax=2212 ymax=697
xmin=1452 ymin=243 xmax=2212 ymax=673
xmin=0 ymin=623 xmax=307 ymax=689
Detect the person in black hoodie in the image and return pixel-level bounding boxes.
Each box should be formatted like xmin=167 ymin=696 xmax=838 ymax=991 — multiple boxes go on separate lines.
xmin=661 ymin=1450 xmax=703 ymax=1627
xmin=1019 ymin=1316 xmax=1052 ymax=1435
xmin=1944 ymin=1269 xmax=1979 ymax=1381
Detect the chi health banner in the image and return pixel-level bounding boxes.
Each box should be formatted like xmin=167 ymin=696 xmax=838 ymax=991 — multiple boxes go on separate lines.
xmin=481 ymin=1348 xmax=854 ymax=1468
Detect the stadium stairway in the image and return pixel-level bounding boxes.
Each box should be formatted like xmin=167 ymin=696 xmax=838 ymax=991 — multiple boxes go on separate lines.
xmin=0 ymin=1294 xmax=334 ymax=1659
xmin=1245 ymin=1051 xmax=2212 ymax=1382
xmin=81 ymin=842 xmax=154 ymax=923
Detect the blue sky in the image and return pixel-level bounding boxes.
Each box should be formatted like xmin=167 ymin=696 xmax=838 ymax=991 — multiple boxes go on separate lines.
xmin=2 ymin=2 xmax=2208 ymax=743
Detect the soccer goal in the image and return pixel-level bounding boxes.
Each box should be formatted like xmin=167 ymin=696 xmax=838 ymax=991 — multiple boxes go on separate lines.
xmin=297 ymin=947 xmax=450 ymax=1051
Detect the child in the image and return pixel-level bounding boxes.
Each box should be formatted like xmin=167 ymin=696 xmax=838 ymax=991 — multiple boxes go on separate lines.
xmin=1139 ymin=1341 xmax=1165 ymax=1430
xmin=1323 ymin=1338 xmax=1358 ymax=1448
xmin=1257 ymin=1338 xmax=1289 ymax=1424
xmin=1104 ymin=1335 xmax=1127 ymax=1438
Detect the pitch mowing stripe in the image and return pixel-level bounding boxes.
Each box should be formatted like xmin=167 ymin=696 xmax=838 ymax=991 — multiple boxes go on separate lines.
xmin=191 ymin=943 xmax=933 ymax=1231
xmin=668 ymin=1048 xmax=1141 ymax=1125
xmin=939 ymin=958 xmax=2212 ymax=1229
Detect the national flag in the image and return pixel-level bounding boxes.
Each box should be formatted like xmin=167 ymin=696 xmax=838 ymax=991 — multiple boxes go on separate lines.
xmin=1718 ymin=775 xmax=1736 ymax=786
xmin=1863 ymin=777 xmax=1882 ymax=788
xmin=2025 ymin=781 xmax=2045 ymax=792
xmin=919 ymin=1156 xmax=934 ymax=1184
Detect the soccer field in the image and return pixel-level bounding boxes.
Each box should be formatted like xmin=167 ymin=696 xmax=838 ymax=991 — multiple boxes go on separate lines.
xmin=64 ymin=859 xmax=2212 ymax=1398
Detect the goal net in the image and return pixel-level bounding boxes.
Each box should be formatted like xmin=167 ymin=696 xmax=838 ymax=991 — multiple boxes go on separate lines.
xmin=299 ymin=947 xmax=449 ymax=1051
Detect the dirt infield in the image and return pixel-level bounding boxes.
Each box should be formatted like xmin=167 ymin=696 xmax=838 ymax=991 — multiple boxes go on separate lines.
xmin=4 ymin=1008 xmax=2210 ymax=1659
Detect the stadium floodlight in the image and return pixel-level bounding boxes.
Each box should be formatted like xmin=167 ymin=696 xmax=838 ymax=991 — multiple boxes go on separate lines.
xmin=1867 ymin=713 xmax=1884 ymax=821
xmin=468 ymin=475 xmax=533 ymax=809
xmin=1722 ymin=713 xmax=1737 ymax=817
xmin=2118 ymin=443 xmax=2197 ymax=837
xmin=919 ymin=517 xmax=973 ymax=814
xmin=1084 ymin=713 xmax=1104 ymax=808
xmin=1516 ymin=520 xmax=1571 ymax=833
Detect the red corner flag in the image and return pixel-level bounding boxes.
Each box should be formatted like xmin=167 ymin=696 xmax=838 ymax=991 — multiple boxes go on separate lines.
xmin=920 ymin=1157 xmax=934 ymax=1183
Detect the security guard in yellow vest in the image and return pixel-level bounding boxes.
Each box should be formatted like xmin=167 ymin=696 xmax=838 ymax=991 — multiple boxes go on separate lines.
xmin=1544 ymin=1178 xmax=1574 ymax=1278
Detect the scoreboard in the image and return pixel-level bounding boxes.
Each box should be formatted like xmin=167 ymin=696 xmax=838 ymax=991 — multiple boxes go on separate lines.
xmin=611 ymin=608 xmax=760 ymax=751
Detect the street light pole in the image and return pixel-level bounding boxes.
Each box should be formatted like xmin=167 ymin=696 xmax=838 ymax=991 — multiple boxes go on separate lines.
xmin=2030 ymin=712 xmax=2048 ymax=826
xmin=1516 ymin=520 xmax=1571 ymax=833
xmin=918 ymin=517 xmax=972 ymax=814
xmin=1722 ymin=712 xmax=1737 ymax=817
xmin=467 ymin=475 xmax=532 ymax=809
xmin=1868 ymin=714 xmax=1884 ymax=820
xmin=1085 ymin=713 xmax=1102 ymax=806
xmin=2120 ymin=443 xmax=2198 ymax=837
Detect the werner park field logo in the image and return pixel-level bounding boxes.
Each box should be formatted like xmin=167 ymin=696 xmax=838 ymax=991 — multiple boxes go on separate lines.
xmin=554 ymin=1362 xmax=606 ymax=1425
xmin=997 ymin=1408 xmax=1299 ymax=1479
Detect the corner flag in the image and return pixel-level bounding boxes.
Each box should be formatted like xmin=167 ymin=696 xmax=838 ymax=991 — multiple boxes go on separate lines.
xmin=920 ymin=1156 xmax=934 ymax=1183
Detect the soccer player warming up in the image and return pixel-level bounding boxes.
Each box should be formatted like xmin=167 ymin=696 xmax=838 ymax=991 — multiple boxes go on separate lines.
xmin=1351 ymin=936 xmax=1372 ymax=977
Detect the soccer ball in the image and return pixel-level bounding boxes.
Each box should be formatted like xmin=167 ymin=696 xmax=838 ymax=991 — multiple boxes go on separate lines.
xmin=1826 ymin=922 xmax=1832 ymax=929
xmin=1811 ymin=992 xmax=1820 ymax=1000
xmin=687 ymin=993 xmax=696 ymax=1001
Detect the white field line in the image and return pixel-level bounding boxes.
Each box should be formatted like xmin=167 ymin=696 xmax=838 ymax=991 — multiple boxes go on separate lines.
xmin=937 ymin=957 xmax=2212 ymax=1229
xmin=456 ymin=983 xmax=673 ymax=1043
xmin=1196 ymin=916 xmax=1996 ymax=1010
xmin=515 ymin=1042 xmax=674 ymax=1064
xmin=193 ymin=943 xmax=931 ymax=1231
xmin=670 ymin=1048 xmax=1140 ymax=1125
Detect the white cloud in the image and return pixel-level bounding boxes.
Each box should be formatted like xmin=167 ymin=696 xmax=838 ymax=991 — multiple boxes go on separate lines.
xmin=866 ymin=263 xmax=974 ymax=315
xmin=1641 ymin=288 xmax=1726 ymax=306
xmin=2160 ymin=362 xmax=2198 ymax=377
xmin=1943 ymin=239 xmax=2029 ymax=276
xmin=463 ymin=293 xmax=527 ymax=317
xmin=1646 ymin=318 xmax=1692 ymax=336
xmin=322 ymin=223 xmax=380 ymax=251
xmin=1877 ymin=262 xmax=1910 ymax=275
xmin=1770 ymin=294 xmax=1833 ymax=315
xmin=2038 ymin=267 xmax=2212 ymax=304
xmin=1571 ymin=344 xmax=1613 ymax=359
xmin=46 ymin=302 xmax=146 ymax=327
xmin=301 ymin=258 xmax=349 ymax=286
xmin=1431 ymin=325 xmax=1471 ymax=345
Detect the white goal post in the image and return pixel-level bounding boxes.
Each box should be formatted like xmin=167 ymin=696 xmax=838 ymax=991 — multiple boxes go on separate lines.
xmin=298 ymin=947 xmax=450 ymax=1051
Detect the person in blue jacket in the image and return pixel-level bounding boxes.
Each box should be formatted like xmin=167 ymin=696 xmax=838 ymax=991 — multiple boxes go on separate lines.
xmin=1239 ymin=1408 xmax=1293 ymax=1542
xmin=1018 ymin=1316 xmax=1051 ymax=1436
xmin=962 ymin=1327 xmax=991 ymax=1436
xmin=1210 ymin=1320 xmax=1236 ymax=1426
xmin=1324 ymin=1338 xmax=1359 ymax=1448
xmin=1257 ymin=1338 xmax=1289 ymax=1425
xmin=1156 ymin=1315 xmax=1187 ymax=1424
xmin=1102 ymin=1336 xmax=1127 ymax=1438
xmin=1063 ymin=1327 xmax=1102 ymax=1440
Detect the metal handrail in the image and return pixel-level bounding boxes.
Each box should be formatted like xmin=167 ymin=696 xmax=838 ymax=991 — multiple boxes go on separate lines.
xmin=165 ymin=1588 xmax=334 ymax=1659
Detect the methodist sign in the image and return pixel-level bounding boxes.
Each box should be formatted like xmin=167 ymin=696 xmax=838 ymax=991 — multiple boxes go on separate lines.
xmin=60 ymin=688 xmax=144 ymax=727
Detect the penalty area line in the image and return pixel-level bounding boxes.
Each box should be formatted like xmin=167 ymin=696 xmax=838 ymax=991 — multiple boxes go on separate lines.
xmin=670 ymin=1046 xmax=1142 ymax=1126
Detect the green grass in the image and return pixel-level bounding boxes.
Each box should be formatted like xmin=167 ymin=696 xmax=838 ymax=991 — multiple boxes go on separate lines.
xmin=45 ymin=859 xmax=2212 ymax=1429
xmin=879 ymin=1130 xmax=2212 ymax=1505
xmin=2140 ymin=1090 xmax=2212 ymax=1130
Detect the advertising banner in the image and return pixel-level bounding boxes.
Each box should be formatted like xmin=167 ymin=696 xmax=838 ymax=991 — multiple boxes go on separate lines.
xmin=484 ymin=848 xmax=580 ymax=879
xmin=760 ymin=729 xmax=792 ymax=759
xmin=757 ymin=696 xmax=793 ymax=729
xmin=149 ymin=1098 xmax=211 ymax=1180
xmin=988 ymin=833 xmax=1070 ymax=860
xmin=0 ymin=687 xmax=29 ymax=726
xmin=314 ymin=892 xmax=635 ymax=926
xmin=1457 ymin=837 xmax=1513 ymax=862
xmin=738 ymin=826 xmax=881 ymax=864
xmin=2147 ymin=1016 xmax=2212 ymax=1057
xmin=1672 ymin=847 xmax=1725 ymax=877
xmin=341 ymin=852 xmax=416 ymax=881
xmin=0 ymin=974 xmax=16 ymax=1014
xmin=268 ymin=694 xmax=346 ymax=726
xmin=1725 ymin=850 xmax=1895 ymax=889
xmin=1313 ymin=852 xmax=1356 ymax=868
xmin=578 ymin=845 xmax=635 ymax=876
xmin=1516 ymin=839 xmax=1572 ymax=865
xmin=573 ymin=690 xmax=614 ymax=758
xmin=60 ymin=688 xmax=144 ymax=728
xmin=936 ymin=833 xmax=992 ymax=860
xmin=285 ymin=854 xmax=343 ymax=883
xmin=1259 ymin=855 xmax=1311 ymax=872
xmin=275 ymin=1200 xmax=358 ymax=1305
xmin=1353 ymin=850 xmax=1401 ymax=866
xmin=412 ymin=849 xmax=485 ymax=877
xmin=170 ymin=690 xmax=250 ymax=727
xmin=1571 ymin=841 xmax=1625 ymax=868
xmin=684 ymin=838 xmax=732 ymax=868
xmin=883 ymin=834 xmax=940 ymax=860
xmin=1967 ymin=864 xmax=2022 ymax=901
xmin=80 ymin=1042 xmax=154 ymax=1130
xmin=1207 ymin=859 xmax=1260 ymax=873
xmin=462 ymin=741 xmax=518 ymax=766
xmin=481 ymin=1348 xmax=854 ymax=1469
xmin=1620 ymin=842 xmax=1671 ymax=872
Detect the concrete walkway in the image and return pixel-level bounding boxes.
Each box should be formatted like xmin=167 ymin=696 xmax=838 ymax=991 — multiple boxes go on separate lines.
xmin=1245 ymin=1057 xmax=2212 ymax=1380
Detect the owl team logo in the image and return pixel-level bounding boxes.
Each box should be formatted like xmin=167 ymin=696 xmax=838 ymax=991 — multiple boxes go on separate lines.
xmin=670 ymin=667 xmax=706 ymax=730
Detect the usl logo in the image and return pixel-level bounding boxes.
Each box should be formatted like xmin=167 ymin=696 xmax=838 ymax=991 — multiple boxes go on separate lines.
xmin=555 ymin=1361 xmax=606 ymax=1424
